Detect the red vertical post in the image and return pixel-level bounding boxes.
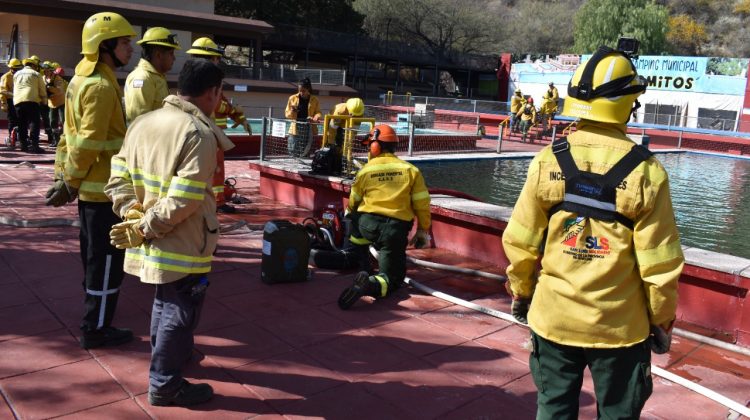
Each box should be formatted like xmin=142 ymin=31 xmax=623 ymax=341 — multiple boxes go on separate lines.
xmin=739 ymin=75 xmax=750 ymax=132
xmin=496 ymin=53 xmax=511 ymax=102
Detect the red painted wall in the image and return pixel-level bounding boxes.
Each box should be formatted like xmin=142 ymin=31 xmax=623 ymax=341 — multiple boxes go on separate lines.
xmin=252 ymin=162 xmax=750 ymax=347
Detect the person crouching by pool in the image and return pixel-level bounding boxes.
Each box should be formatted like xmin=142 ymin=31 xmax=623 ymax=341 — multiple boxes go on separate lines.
xmin=338 ymin=124 xmax=432 ymax=310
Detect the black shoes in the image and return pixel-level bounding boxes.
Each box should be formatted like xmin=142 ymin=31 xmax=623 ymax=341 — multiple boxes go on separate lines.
xmin=338 ymin=271 xmax=371 ymax=310
xmin=149 ymin=380 xmax=214 ymax=407
xmin=217 ymin=203 xmax=236 ymax=213
xmin=80 ymin=326 xmax=134 ymax=349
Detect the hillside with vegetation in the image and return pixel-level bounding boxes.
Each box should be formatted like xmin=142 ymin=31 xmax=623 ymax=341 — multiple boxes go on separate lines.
xmin=216 ymin=0 xmax=750 ymax=57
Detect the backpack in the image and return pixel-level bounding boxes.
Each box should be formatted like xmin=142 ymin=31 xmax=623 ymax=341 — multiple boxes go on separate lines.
xmin=310 ymin=146 xmax=342 ymax=175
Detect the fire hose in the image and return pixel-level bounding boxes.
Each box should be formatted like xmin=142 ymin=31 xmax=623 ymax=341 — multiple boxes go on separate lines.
xmin=369 ymin=247 xmax=750 ymax=418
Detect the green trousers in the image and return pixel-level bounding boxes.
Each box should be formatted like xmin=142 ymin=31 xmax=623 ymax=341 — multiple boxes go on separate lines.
xmin=529 ymin=330 xmax=652 ymax=420
xmin=350 ymin=212 xmax=412 ymax=297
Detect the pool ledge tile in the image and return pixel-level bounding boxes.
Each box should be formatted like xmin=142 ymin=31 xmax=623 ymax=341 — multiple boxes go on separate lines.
xmin=682 ymin=247 xmax=750 ymax=276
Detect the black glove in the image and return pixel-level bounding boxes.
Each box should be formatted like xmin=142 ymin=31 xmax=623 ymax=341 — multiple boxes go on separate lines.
xmin=45 ymin=180 xmax=77 ymax=207
xmin=649 ymin=325 xmax=672 ymax=354
xmin=511 ymin=298 xmax=531 ymax=324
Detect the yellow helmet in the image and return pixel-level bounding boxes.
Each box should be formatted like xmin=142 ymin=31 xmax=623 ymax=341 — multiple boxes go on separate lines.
xmin=562 ymin=47 xmax=647 ymax=124
xmin=137 ymin=27 xmax=180 ymax=49
xmin=186 ymin=37 xmax=223 ymax=57
xmin=346 ymin=97 xmax=365 ymax=117
xmin=41 ymin=61 xmax=52 ymax=69
xmin=81 ymin=12 xmax=136 ymax=55
xmin=8 ymin=58 xmax=22 ymax=69
xmin=51 ymin=61 xmax=61 ymax=69
xmin=22 ymin=56 xmax=39 ymax=67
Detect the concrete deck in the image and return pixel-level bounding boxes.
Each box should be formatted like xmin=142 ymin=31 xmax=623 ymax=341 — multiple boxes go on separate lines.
xmin=0 ymin=148 xmax=748 ymax=419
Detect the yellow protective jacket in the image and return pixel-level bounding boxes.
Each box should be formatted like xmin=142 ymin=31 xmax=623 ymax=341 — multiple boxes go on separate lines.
xmin=125 ymin=58 xmax=169 ymax=124
xmin=57 ymin=59 xmax=127 ymax=202
xmin=214 ymin=93 xmax=245 ymax=129
xmin=510 ymin=94 xmax=524 ymax=113
xmin=285 ymin=93 xmax=322 ymax=136
xmin=12 ymin=67 xmax=46 ymax=105
xmin=46 ymin=74 xmax=67 ymax=108
xmin=0 ymin=71 xmax=12 ymax=108
xmin=548 ymin=86 xmax=559 ymax=102
xmin=539 ymin=97 xmax=557 ymax=115
xmin=105 ymin=95 xmax=223 ymax=284
xmin=348 ymin=152 xmax=431 ymax=231
xmin=502 ymin=121 xmax=683 ymax=348
xmin=517 ymin=104 xmax=536 ymax=122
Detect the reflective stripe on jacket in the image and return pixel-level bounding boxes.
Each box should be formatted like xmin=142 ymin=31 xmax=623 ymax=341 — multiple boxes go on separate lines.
xmin=59 ymin=59 xmax=126 ymax=202
xmin=125 ymin=58 xmax=168 ymax=123
xmin=502 ymin=120 xmax=683 ymax=348
xmin=348 ymin=153 xmax=431 ymax=231
xmin=214 ymin=93 xmax=245 ymax=129
xmin=105 ymin=95 xmax=221 ymax=284
xmin=13 ymin=67 xmax=46 ymax=104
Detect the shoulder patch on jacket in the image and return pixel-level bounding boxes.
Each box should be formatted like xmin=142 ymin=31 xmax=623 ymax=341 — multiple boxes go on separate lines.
xmin=132 ymin=79 xmax=144 ymax=89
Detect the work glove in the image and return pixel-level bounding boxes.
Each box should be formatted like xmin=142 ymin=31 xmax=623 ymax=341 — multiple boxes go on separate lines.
xmin=109 ymin=219 xmax=145 ymax=249
xmin=122 ymin=203 xmax=144 ymax=221
xmin=0 ymin=102 xmax=7 ymax=113
xmin=511 ymin=298 xmax=531 ymax=324
xmin=45 ymin=180 xmax=77 ymax=207
xmin=649 ymin=322 xmax=674 ymax=354
xmin=409 ymin=229 xmax=431 ymax=249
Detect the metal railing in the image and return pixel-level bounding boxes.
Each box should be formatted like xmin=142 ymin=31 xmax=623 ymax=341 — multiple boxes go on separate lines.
xmin=222 ymin=62 xmax=346 ymax=86
xmin=384 ymin=94 xmax=511 ymax=114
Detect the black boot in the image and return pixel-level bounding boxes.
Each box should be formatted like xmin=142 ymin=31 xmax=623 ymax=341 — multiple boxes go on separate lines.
xmin=338 ymin=271 xmax=378 ymax=310
xmin=80 ymin=326 xmax=133 ymax=349
xmin=149 ymin=380 xmax=214 ymax=407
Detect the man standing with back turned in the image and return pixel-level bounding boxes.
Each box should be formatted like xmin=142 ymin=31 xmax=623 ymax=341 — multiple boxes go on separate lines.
xmin=106 ymin=59 xmax=231 ymax=406
xmin=45 ymin=11 xmax=136 ymax=349
xmin=502 ymin=40 xmax=683 ymax=419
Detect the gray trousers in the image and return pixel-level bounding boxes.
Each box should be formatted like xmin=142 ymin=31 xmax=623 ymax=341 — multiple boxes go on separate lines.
xmin=149 ymin=274 xmax=209 ymax=394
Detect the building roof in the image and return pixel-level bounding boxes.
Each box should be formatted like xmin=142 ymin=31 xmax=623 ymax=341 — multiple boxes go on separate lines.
xmin=0 ymin=0 xmax=274 ymax=39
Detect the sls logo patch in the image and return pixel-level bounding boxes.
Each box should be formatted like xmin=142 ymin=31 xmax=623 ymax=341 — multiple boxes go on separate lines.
xmin=560 ymin=217 xmax=612 ymax=261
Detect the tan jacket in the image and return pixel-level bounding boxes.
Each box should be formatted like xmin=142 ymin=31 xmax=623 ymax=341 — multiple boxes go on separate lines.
xmin=125 ymin=58 xmax=169 ymax=124
xmin=46 ymin=74 xmax=67 ymax=108
xmin=106 ymin=95 xmax=227 ymax=284
xmin=55 ymin=59 xmax=127 ymax=202
xmin=502 ymin=121 xmax=683 ymax=348
xmin=285 ymin=93 xmax=321 ymax=136
xmin=13 ymin=66 xmax=46 ymax=105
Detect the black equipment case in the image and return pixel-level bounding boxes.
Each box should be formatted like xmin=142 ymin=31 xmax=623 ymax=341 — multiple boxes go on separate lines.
xmin=261 ymin=220 xmax=311 ymax=284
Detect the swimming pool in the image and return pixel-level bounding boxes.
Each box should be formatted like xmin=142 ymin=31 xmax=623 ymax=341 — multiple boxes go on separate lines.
xmin=417 ymin=152 xmax=750 ymax=259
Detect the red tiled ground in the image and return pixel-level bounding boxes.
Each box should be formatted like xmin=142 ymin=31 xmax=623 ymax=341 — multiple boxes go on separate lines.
xmin=0 ymin=158 xmax=748 ymax=419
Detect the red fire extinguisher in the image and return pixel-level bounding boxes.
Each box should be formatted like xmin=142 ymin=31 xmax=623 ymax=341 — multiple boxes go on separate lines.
xmin=320 ymin=203 xmax=344 ymax=248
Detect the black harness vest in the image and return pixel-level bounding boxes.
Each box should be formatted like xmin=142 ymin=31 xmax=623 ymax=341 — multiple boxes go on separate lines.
xmin=549 ymin=137 xmax=652 ymax=230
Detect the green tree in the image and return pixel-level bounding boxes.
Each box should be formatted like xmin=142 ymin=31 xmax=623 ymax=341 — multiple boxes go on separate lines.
xmin=573 ymin=0 xmax=669 ymax=54
xmin=215 ymin=0 xmax=365 ymax=33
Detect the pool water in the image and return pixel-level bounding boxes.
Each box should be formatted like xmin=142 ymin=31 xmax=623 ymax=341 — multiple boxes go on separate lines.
xmin=417 ymin=153 xmax=750 ymax=260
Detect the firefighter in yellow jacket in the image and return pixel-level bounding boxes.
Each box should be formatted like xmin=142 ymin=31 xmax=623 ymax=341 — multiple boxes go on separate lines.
xmin=516 ymin=97 xmax=536 ymax=142
xmin=538 ymin=92 xmax=557 ymax=135
xmin=125 ymin=27 xmax=180 ymax=123
xmin=45 ymin=11 xmax=136 ymax=350
xmin=106 ymin=59 xmax=232 ymax=407
xmin=45 ymin=65 xmax=68 ymax=147
xmin=187 ymin=37 xmax=247 ymax=213
xmin=1 ymin=58 xmax=23 ymax=144
xmin=285 ymin=77 xmax=322 ymax=157
xmin=509 ymin=88 xmax=524 ymax=133
xmin=325 ymin=97 xmax=364 ymax=146
xmin=338 ymin=124 xmax=431 ymax=310
xmin=13 ymin=56 xmax=47 ymax=153
xmin=502 ymin=43 xmax=683 ymax=419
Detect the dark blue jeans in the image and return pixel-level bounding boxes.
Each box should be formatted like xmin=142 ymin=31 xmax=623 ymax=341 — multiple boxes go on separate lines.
xmin=149 ymin=274 xmax=209 ymax=394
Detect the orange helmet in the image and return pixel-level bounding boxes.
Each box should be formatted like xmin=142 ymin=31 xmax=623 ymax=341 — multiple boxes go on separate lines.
xmin=53 ymin=67 xmax=65 ymax=77
xmin=362 ymin=124 xmax=398 ymax=146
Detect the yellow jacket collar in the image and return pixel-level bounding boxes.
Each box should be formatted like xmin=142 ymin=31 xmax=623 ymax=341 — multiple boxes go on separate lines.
xmin=576 ymin=120 xmax=628 ymax=136
xmin=163 ymin=94 xmax=235 ymax=151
